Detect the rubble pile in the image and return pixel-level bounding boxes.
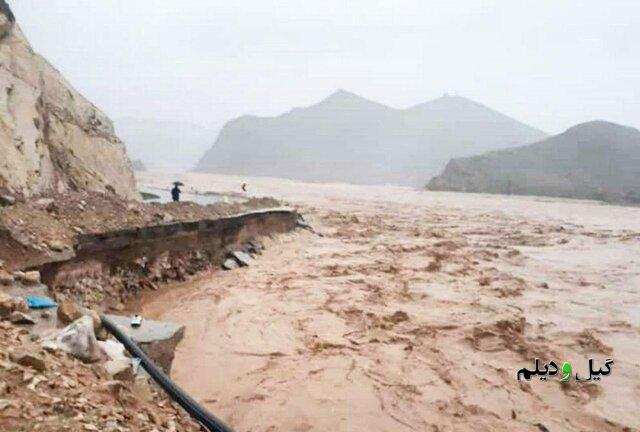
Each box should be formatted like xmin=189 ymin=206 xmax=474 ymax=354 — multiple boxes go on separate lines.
xmin=0 ymin=297 xmax=201 ymax=431
xmin=52 ymin=250 xmax=219 ymax=309
xmin=0 ymin=257 xmax=207 ymax=430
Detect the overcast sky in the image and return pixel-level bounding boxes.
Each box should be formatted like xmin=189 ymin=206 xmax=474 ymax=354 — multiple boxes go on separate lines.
xmin=11 ymin=0 xmax=640 ymax=134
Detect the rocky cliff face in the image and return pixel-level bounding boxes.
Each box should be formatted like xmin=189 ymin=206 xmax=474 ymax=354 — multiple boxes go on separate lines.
xmin=0 ymin=2 xmax=137 ymax=199
xmin=427 ymin=121 xmax=640 ymax=204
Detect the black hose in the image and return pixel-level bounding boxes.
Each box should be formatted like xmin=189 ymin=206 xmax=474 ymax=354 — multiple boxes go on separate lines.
xmin=101 ymin=315 xmax=234 ymax=432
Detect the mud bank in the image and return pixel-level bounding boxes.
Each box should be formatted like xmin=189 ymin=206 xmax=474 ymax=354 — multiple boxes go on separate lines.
xmin=36 ymin=208 xmax=298 ymax=307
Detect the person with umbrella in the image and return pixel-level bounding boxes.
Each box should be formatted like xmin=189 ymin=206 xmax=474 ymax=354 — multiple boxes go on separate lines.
xmin=171 ymin=181 xmax=183 ymax=202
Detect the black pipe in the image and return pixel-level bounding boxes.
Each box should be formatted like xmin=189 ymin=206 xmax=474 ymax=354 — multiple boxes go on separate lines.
xmin=101 ymin=315 xmax=234 ymax=432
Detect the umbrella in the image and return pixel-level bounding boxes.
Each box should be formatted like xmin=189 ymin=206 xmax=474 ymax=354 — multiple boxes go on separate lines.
xmin=172 ymin=181 xmax=184 ymax=186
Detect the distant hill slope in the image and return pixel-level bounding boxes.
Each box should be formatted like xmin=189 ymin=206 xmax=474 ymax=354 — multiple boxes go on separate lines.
xmin=0 ymin=2 xmax=136 ymax=199
xmin=427 ymin=121 xmax=640 ymax=204
xmin=115 ymin=118 xmax=213 ymax=173
xmin=194 ymin=90 xmax=547 ymax=186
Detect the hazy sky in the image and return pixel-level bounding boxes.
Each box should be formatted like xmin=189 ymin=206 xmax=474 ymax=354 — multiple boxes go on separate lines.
xmin=11 ymin=0 xmax=640 ymax=134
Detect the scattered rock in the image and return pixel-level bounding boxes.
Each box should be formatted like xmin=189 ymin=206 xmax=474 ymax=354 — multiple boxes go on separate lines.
xmin=41 ymin=316 xmax=102 ymax=363
xmin=48 ymin=240 xmax=66 ymax=252
xmin=131 ymin=377 xmax=154 ymax=403
xmin=103 ymin=360 xmax=134 ymax=381
xmin=0 ymin=293 xmax=27 ymax=319
xmin=83 ymin=308 xmax=108 ymax=341
xmin=229 ymin=251 xmax=254 ymax=267
xmin=243 ymin=241 xmax=262 ymax=256
xmin=0 ymin=269 xmax=15 ymax=285
xmin=18 ymin=270 xmax=41 ymax=285
xmin=35 ymin=198 xmax=56 ymax=212
xmin=535 ymin=423 xmax=551 ymax=432
xmin=0 ymin=194 xmax=16 ymax=206
xmin=10 ymin=350 xmax=46 ymax=372
xmin=222 ymin=258 xmax=239 ymax=270
xmin=57 ymin=300 xmax=83 ymax=324
xmin=96 ymin=380 xmax=125 ymax=398
xmin=9 ymin=311 xmax=35 ymax=325
xmin=296 ymin=217 xmax=311 ymax=229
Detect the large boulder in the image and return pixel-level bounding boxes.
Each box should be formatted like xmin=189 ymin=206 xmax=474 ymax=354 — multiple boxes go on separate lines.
xmin=0 ymin=2 xmax=137 ymax=199
xmin=41 ymin=315 xmax=103 ymax=363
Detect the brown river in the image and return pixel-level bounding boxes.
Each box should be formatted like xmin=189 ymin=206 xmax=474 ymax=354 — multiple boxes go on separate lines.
xmin=137 ymin=172 xmax=640 ymax=432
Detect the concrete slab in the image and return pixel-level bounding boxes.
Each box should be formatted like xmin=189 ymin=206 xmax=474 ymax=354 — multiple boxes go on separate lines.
xmin=105 ymin=314 xmax=185 ymax=374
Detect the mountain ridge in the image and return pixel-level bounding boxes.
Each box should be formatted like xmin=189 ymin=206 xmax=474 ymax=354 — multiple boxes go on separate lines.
xmin=427 ymin=120 xmax=640 ymax=204
xmin=195 ymin=90 xmax=547 ymax=186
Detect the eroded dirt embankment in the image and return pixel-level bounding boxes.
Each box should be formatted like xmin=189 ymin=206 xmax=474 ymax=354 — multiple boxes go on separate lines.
xmin=0 ymin=190 xmax=280 ymax=271
xmin=41 ymin=207 xmax=298 ymax=309
xmin=1 ymin=190 xmax=296 ymax=308
xmin=139 ymin=172 xmax=640 ymax=432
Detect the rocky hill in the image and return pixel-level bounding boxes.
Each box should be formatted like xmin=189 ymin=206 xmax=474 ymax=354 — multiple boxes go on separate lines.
xmin=194 ymin=90 xmax=547 ymax=187
xmin=427 ymin=121 xmax=640 ymax=204
xmin=0 ymin=1 xmax=136 ymax=199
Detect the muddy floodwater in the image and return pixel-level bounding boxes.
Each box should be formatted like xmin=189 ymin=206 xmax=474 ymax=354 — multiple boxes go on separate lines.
xmin=138 ymin=172 xmax=640 ymax=432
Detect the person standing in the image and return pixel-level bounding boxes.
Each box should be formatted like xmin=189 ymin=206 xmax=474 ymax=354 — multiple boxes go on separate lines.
xmin=171 ymin=183 xmax=181 ymax=202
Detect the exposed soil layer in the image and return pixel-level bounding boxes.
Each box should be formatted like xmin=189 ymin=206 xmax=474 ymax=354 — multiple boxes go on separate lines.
xmin=0 ymin=190 xmax=280 ymax=271
xmin=41 ymin=207 xmax=298 ymax=310
xmin=140 ymin=172 xmax=640 ymax=432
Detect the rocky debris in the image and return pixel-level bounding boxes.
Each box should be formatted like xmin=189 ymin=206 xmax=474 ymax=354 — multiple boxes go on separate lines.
xmin=15 ymin=270 xmax=41 ymax=285
xmin=35 ymin=198 xmax=56 ymax=211
xmin=0 ymin=292 xmax=27 ymax=319
xmin=0 ymin=194 xmax=15 ymax=207
xmin=41 ymin=316 xmax=102 ymax=363
xmin=9 ymin=350 xmax=46 ymax=372
xmin=0 ymin=269 xmax=14 ymax=285
xmin=222 ymin=258 xmax=240 ymax=270
xmin=83 ymin=307 xmax=108 ymax=341
xmin=8 ymin=310 xmax=35 ymax=325
xmin=104 ymin=314 xmax=185 ymax=374
xmin=57 ymin=300 xmax=83 ymax=324
xmin=229 ymin=250 xmax=254 ymax=267
xmin=97 ymin=340 xmax=134 ymax=381
xmin=246 ymin=240 xmax=264 ymax=255
xmin=102 ymin=359 xmax=134 ymax=381
xmin=0 ymin=319 xmax=202 ymax=431
xmin=47 ymin=240 xmax=66 ymax=252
